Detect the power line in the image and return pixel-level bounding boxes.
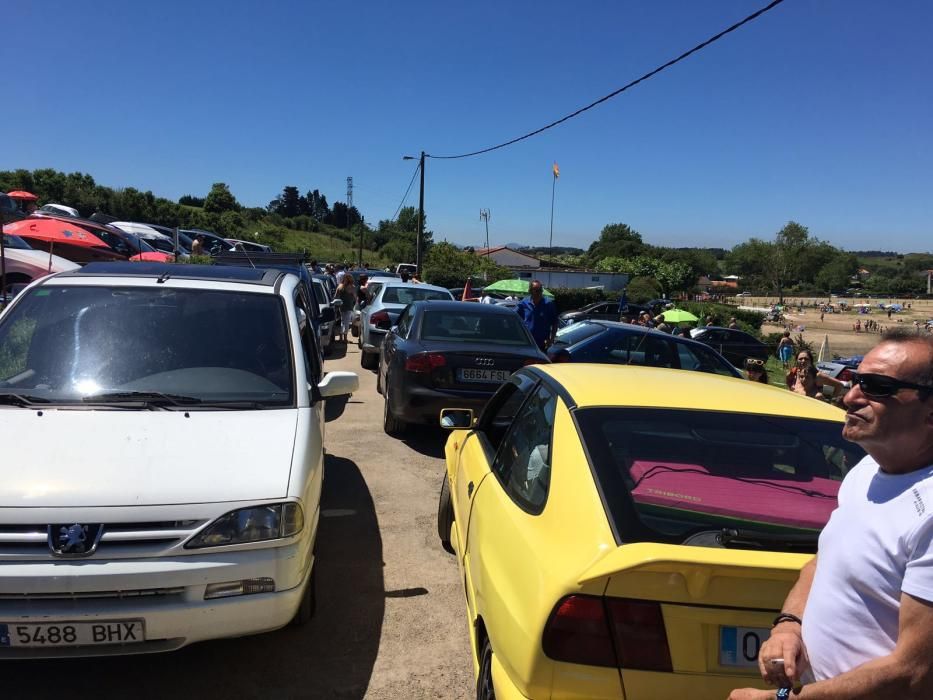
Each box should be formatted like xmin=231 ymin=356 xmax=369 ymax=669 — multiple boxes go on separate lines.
xmin=429 ymin=0 xmax=787 ymax=160
xmin=392 ymin=161 xmax=421 ymax=220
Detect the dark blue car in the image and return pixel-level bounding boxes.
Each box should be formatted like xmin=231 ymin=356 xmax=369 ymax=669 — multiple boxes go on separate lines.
xmin=546 ymin=320 xmax=741 ymax=378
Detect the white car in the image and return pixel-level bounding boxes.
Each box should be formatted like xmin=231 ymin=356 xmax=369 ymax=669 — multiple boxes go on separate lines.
xmin=0 ymin=262 xmax=358 ymax=657
xmin=358 ymin=282 xmax=454 ymax=369
xmin=0 ymin=233 xmax=79 ymax=294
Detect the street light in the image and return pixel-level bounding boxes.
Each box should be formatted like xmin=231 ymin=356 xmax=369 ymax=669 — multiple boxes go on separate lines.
xmin=402 ymin=151 xmax=425 ymax=274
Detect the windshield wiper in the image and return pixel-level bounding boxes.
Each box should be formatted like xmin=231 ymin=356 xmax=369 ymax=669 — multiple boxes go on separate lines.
xmin=82 ymin=391 xmax=203 ymax=407
xmin=718 ymin=528 xmax=818 ymax=552
xmin=0 ymin=392 xmax=51 ymax=406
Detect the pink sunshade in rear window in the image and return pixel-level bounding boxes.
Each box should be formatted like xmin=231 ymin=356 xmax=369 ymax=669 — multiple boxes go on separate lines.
xmin=629 ymin=460 xmax=839 ymax=531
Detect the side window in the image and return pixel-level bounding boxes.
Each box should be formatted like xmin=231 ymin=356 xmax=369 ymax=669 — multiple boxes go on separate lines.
xmin=294 ymin=292 xmax=322 ymax=383
xmin=395 ymin=307 xmax=411 ymax=338
xmin=492 ymin=384 xmax=558 ymax=512
xmin=479 ymin=372 xmax=538 ymax=453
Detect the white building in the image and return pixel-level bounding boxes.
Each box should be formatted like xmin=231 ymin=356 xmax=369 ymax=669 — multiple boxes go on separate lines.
xmin=512 ymin=268 xmax=628 ymax=291
xmin=472 ymin=246 xmax=628 ymax=290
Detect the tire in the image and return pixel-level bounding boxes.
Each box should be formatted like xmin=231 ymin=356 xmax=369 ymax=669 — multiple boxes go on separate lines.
xmin=291 ymin=567 xmax=316 ymax=626
xmin=383 ymin=387 xmax=406 ymax=436
xmin=437 ymin=473 xmax=455 ymax=553
xmin=376 ymin=367 xmax=383 ymax=395
xmin=361 ymin=350 xmax=378 ymax=370
xmin=476 ymin=638 xmax=496 ymax=700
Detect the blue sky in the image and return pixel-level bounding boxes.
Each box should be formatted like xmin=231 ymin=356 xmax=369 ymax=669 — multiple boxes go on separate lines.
xmin=4 ymin=0 xmax=931 ymax=252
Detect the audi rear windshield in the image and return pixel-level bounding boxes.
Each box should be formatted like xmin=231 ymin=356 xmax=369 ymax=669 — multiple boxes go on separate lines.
xmin=420 ymin=310 xmax=530 ymax=345
xmin=577 ymin=408 xmax=865 ymax=551
xmin=0 ymin=286 xmax=294 ymax=407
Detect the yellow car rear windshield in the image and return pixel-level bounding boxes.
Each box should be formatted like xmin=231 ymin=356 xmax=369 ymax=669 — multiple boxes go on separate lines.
xmin=577 ymin=408 xmax=865 ymax=552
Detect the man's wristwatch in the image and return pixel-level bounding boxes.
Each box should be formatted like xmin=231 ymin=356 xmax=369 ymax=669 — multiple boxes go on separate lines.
xmin=772 ymin=612 xmax=802 ymax=628
xmin=776 ymin=688 xmax=792 ymax=699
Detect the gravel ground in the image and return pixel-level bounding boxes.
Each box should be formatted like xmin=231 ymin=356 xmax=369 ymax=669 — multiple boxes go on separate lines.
xmin=4 ymin=340 xmax=473 ymax=699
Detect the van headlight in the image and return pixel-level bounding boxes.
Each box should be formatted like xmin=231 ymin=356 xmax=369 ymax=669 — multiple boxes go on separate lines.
xmin=186 ymin=503 xmax=304 ymax=548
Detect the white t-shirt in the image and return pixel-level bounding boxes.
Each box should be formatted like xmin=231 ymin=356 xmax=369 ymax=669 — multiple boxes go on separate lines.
xmin=802 ymin=455 xmax=933 ymax=681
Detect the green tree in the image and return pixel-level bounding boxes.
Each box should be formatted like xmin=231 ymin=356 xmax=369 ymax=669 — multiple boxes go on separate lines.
xmin=587 ymin=223 xmax=645 ymax=261
xmin=422 ymin=242 xmax=511 ymax=289
xmin=178 ymin=195 xmax=205 ymax=207
xmin=625 ymin=277 xmax=663 ymax=303
xmin=814 ymin=253 xmax=859 ymax=292
xmin=203 ymin=182 xmax=240 ymax=213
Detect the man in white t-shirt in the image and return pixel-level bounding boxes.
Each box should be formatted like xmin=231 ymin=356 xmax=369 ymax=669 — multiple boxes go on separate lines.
xmin=730 ymin=331 xmax=933 ymax=699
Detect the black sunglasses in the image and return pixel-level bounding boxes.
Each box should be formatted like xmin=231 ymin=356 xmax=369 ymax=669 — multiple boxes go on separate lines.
xmin=850 ymin=371 xmax=933 ymax=399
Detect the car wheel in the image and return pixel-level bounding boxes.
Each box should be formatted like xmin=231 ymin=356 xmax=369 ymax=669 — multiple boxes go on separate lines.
xmin=437 ymin=473 xmax=455 ymax=554
xmin=476 ymin=638 xmax=496 ymax=700
xmin=291 ymin=566 xmax=316 ymax=626
xmin=361 ymin=350 xmax=378 ymax=370
xmin=383 ymin=388 xmax=406 ymax=436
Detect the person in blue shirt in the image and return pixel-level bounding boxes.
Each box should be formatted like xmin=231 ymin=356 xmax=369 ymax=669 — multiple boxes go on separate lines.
xmin=516 ymin=280 xmax=558 ymax=351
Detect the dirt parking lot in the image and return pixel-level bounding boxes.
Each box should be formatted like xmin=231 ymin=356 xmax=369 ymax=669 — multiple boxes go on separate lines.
xmin=3 ymin=342 xmax=473 ymax=700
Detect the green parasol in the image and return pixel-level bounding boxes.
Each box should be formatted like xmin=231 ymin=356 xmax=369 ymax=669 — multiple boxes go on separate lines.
xmin=482 ymin=279 xmax=554 ymax=297
xmin=659 ymin=309 xmax=699 ymax=323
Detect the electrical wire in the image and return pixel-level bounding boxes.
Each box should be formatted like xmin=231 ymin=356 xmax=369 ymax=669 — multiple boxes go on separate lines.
xmin=429 ymin=0 xmax=787 ymax=160
xmin=392 ymin=161 xmax=421 ymax=220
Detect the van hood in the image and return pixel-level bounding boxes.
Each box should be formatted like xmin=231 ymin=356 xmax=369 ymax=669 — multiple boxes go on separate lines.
xmin=0 ymin=409 xmax=299 ymax=507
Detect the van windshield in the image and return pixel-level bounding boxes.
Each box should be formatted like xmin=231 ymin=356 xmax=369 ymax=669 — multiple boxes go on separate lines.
xmin=577 ymin=408 xmax=865 ymax=551
xmin=0 ymin=286 xmax=294 ymax=407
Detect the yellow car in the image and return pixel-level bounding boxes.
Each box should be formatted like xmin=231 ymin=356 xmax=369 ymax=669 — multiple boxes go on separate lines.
xmin=436 ymin=364 xmax=863 ymax=699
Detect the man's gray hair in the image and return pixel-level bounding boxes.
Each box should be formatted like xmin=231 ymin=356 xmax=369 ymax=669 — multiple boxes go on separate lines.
xmin=880 ymin=329 xmax=933 ymax=385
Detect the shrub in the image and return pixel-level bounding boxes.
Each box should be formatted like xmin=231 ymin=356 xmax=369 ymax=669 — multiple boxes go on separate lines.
xmin=625 ymin=276 xmax=661 ymax=303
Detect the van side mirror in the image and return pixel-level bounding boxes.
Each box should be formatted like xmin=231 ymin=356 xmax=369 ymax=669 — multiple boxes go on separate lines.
xmin=320 ymin=306 xmax=335 ymax=323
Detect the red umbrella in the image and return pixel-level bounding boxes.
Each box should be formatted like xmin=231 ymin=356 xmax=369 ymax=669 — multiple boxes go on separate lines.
xmin=5 ymin=218 xmax=109 ymax=248
xmin=130 ymin=252 xmax=175 ymax=263
xmin=6 ymin=190 xmax=38 ymax=201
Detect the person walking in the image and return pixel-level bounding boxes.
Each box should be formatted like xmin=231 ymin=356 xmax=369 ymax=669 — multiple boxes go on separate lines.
xmin=729 ymin=317 xmax=739 ymax=329
xmin=516 ymin=280 xmax=558 ymax=351
xmin=730 ymin=331 xmax=933 ymax=699
xmin=334 ymin=274 xmax=356 ymax=343
xmin=778 ymin=331 xmax=795 ymax=369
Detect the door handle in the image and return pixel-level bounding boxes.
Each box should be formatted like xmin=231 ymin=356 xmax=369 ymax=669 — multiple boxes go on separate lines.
xmin=467 ymin=481 xmax=474 ymax=498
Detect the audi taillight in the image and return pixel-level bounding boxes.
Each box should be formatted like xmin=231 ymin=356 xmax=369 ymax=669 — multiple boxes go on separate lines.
xmin=553 ymin=350 xmax=572 ymax=363
xmin=839 ymin=368 xmax=853 ymax=382
xmin=542 ymin=595 xmax=672 ymax=672
xmin=405 ymin=353 xmax=447 ymax=373
xmin=370 ymin=310 xmax=391 ymax=329
xmin=523 ymin=357 xmax=547 ymax=366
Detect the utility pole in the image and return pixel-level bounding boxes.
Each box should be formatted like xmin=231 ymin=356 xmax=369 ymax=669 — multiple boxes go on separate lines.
xmin=358 ymin=215 xmax=365 ymax=269
xmin=416 ymin=151 xmax=425 ymax=274
xmin=346 ymin=176 xmax=353 ymax=254
xmin=402 ymin=151 xmax=426 ymax=274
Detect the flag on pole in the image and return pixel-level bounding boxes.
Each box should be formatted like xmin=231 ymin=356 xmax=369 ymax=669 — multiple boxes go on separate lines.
xmin=463 ymin=277 xmax=475 ymax=302
xmin=552 ymin=162 xmax=560 ymax=179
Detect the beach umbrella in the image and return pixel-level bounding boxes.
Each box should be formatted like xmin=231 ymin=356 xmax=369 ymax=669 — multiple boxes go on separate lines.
xmin=482 ymin=279 xmax=554 ymax=297
xmin=4 ymin=218 xmax=108 ymax=248
xmin=817 ymin=334 xmax=830 ymax=363
xmin=660 ymin=309 xmax=699 ymax=323
xmin=6 ymin=190 xmax=38 ymax=201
